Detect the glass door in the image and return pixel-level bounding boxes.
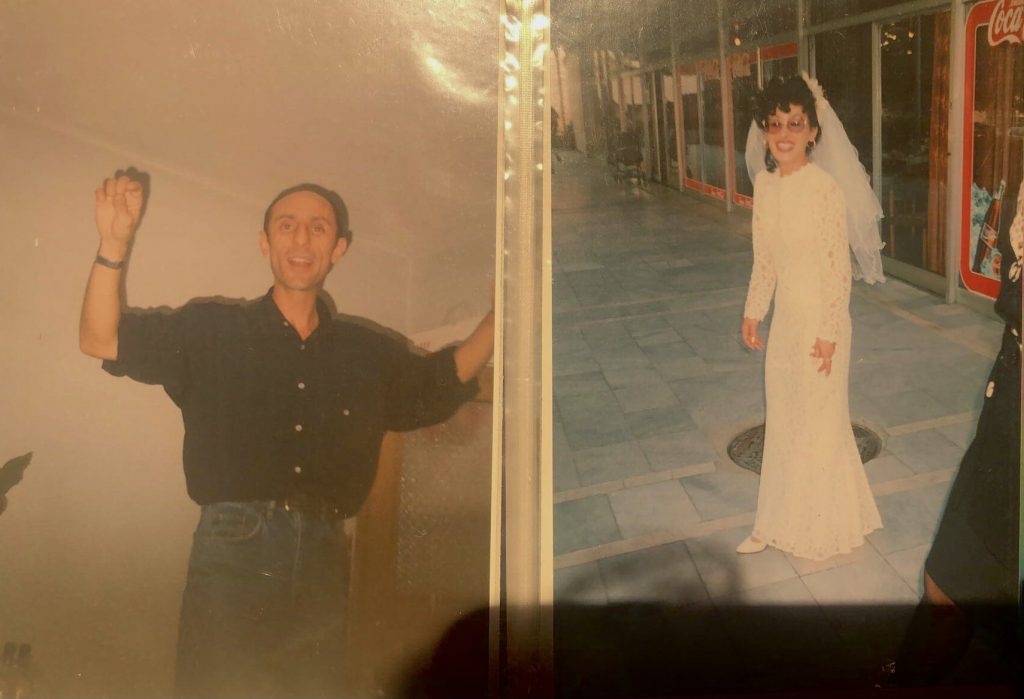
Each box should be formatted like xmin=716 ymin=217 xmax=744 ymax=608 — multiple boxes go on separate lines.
xmin=700 ymin=59 xmax=727 ymax=199
xmin=678 ymin=65 xmax=704 ymax=190
xmin=645 ymin=71 xmax=663 ymax=183
xmin=879 ymin=11 xmax=951 ymax=277
xmin=661 ymin=69 xmax=680 ymax=188
xmin=677 ymin=60 xmax=726 ymax=200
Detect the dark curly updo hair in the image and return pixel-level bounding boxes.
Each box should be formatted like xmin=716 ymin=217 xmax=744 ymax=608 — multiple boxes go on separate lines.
xmin=753 ymin=75 xmax=822 ymax=173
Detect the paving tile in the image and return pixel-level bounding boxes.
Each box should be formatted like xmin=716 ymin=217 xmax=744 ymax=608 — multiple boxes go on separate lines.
xmin=647 ymin=352 xmax=713 ymax=381
xmin=600 ymin=366 xmax=663 ymax=390
xmin=624 ymin=403 xmax=697 ymax=440
xmin=801 ymin=556 xmax=918 ymax=605
xmin=884 ymin=543 xmax=930 ymax=596
xmin=625 ymin=317 xmax=682 ymax=347
xmin=685 ymin=526 xmax=798 ymax=599
xmin=607 ymin=480 xmax=702 ymax=539
xmin=867 ymin=390 xmax=953 ymax=427
xmin=684 ymin=334 xmax=748 ymax=360
xmin=597 ymin=542 xmax=709 ymax=606
xmin=935 ymin=419 xmax=978 ymax=449
xmin=553 ymin=370 xmax=608 ymax=399
xmin=679 ymin=469 xmax=760 ymax=520
xmin=553 ymin=417 xmax=581 ymax=492
xmin=848 ymin=362 xmax=920 ymax=397
xmin=944 ymin=323 xmax=1003 ymax=353
xmin=641 ymin=340 xmax=697 ymax=363
xmin=866 ymin=487 xmax=946 ymax=555
xmin=553 ymin=352 xmax=602 ymax=378
xmin=554 ymin=561 xmax=609 ymax=605
xmin=554 ymin=495 xmax=621 ymax=556
xmin=848 ymin=390 xmax=893 ymax=429
xmin=862 ymin=453 xmax=914 ymax=484
xmin=572 ymin=440 xmax=650 ymax=487
xmin=638 ymin=430 xmax=719 ymax=471
xmin=681 ymin=391 xmax=765 ymax=429
xmin=613 ymin=381 xmax=679 ymax=414
xmin=562 ymin=419 xmax=632 ymax=451
xmin=715 ymin=574 xmax=817 ymax=606
xmin=884 ymin=429 xmax=964 ymax=474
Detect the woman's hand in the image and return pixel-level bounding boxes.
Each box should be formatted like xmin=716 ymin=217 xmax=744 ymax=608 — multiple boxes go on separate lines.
xmin=741 ymin=318 xmax=764 ymax=350
xmin=810 ymin=338 xmax=836 ymax=376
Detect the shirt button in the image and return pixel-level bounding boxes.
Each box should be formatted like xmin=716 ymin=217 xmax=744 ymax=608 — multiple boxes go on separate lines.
xmin=294 ymin=465 xmax=303 ymax=474
xmin=342 ymin=409 xmax=350 ymax=416
xmin=294 ymin=424 xmax=303 ymax=432
xmin=283 ymin=321 xmax=289 ymax=327
xmin=300 ymin=344 xmax=306 ymax=350
xmin=298 ymin=382 xmax=306 ymax=390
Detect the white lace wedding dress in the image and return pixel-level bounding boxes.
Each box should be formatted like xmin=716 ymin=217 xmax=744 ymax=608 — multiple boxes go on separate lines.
xmin=744 ymin=162 xmax=882 ymax=561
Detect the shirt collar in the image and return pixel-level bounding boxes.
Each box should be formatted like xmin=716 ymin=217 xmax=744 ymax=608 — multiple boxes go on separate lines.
xmin=255 ymin=287 xmax=333 ymax=338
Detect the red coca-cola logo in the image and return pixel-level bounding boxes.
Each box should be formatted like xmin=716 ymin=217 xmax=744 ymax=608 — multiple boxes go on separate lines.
xmin=988 ymin=0 xmax=1024 ymax=46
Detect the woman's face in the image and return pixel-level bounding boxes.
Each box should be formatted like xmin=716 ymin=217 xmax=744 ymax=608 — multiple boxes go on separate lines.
xmin=765 ymin=104 xmax=818 ymax=176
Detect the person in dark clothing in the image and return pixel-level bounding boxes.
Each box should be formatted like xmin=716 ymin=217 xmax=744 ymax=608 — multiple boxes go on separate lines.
xmin=79 ymin=175 xmax=495 ymax=698
xmin=886 ymin=184 xmax=1022 ymax=686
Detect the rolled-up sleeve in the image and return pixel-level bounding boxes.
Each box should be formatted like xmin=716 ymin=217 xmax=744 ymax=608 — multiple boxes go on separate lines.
xmin=383 ymin=344 xmax=480 ymax=431
xmin=102 ymin=307 xmax=189 ymax=395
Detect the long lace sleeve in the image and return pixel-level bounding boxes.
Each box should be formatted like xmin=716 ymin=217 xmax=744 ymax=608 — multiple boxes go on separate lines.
xmin=744 ymin=179 xmax=776 ymax=320
xmin=815 ymin=180 xmax=851 ymax=342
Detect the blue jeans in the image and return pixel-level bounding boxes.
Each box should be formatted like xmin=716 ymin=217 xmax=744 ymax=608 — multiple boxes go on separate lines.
xmin=174 ymin=502 xmax=349 ymax=698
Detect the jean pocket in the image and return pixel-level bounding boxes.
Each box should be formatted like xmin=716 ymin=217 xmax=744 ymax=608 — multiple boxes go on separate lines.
xmin=199 ymin=502 xmax=265 ymax=542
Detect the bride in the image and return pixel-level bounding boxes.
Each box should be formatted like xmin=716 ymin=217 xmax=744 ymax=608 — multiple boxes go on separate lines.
xmin=737 ymin=74 xmax=883 ymax=561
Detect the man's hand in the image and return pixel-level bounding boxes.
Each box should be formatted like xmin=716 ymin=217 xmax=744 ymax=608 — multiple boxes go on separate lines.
xmin=741 ymin=318 xmax=764 ymax=350
xmin=810 ymin=337 xmax=836 ymax=376
xmin=94 ymin=175 xmax=143 ymax=255
xmin=81 ymin=173 xmax=142 ymax=360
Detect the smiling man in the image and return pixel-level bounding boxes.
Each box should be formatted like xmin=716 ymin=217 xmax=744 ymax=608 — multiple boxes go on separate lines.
xmin=79 ymin=175 xmax=494 ymax=698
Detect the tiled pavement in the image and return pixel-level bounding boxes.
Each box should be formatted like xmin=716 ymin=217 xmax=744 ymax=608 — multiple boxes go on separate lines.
xmin=550 ymin=151 xmax=1010 ymax=694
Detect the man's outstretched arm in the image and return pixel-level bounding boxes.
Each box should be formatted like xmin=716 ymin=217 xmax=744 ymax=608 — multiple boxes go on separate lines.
xmin=453 ymin=308 xmax=495 ymax=384
xmin=79 ymin=175 xmax=143 ymax=360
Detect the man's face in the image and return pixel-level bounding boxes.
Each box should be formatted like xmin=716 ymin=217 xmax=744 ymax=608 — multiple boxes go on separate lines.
xmin=259 ymin=191 xmax=348 ymax=292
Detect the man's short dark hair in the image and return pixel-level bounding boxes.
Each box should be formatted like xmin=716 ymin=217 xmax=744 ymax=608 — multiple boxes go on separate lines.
xmin=263 ymin=183 xmax=352 ymax=245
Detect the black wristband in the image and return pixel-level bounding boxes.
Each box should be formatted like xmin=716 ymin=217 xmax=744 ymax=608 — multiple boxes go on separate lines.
xmin=95 ymin=254 xmax=126 ymax=270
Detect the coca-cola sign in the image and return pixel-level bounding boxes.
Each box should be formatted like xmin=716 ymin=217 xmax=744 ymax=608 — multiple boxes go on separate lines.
xmin=988 ymin=0 xmax=1024 ymax=46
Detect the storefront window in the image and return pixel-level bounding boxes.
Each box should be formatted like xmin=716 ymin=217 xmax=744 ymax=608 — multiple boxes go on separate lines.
xmin=674 ymin=7 xmax=719 ymax=56
xmin=880 ymin=12 xmax=951 ymax=276
xmin=679 ymin=67 xmax=703 ymax=186
xmin=643 ymin=73 xmax=661 ymax=182
xmin=662 ymin=70 xmax=680 ymax=188
xmin=701 ymin=62 xmax=727 ymax=194
xmin=960 ymin=0 xmax=1024 ymax=298
xmin=813 ymin=25 xmax=873 ymax=175
xmin=726 ymin=0 xmax=797 ymax=45
xmin=809 ymin=0 xmax=903 ymax=25
xmin=730 ymin=53 xmax=759 ymax=202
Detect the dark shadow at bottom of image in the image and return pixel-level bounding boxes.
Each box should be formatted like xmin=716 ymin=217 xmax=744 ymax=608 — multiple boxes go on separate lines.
xmin=402 ymin=602 xmax=1020 ymax=698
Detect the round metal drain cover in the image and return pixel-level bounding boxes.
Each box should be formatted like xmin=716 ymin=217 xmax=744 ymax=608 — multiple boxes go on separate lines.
xmin=728 ymin=423 xmax=883 ymax=475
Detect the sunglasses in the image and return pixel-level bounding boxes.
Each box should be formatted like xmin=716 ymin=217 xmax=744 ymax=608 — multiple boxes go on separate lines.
xmin=765 ymin=118 xmax=809 ymax=134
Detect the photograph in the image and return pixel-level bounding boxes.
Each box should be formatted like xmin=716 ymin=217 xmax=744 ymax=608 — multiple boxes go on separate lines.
xmin=550 ymin=0 xmax=1021 ymax=695
xmin=0 ymin=1 xmax=500 ymax=697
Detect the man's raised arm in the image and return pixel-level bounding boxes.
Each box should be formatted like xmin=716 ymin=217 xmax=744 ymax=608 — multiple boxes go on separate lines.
xmin=79 ymin=175 xmax=143 ymax=360
xmin=453 ymin=308 xmax=495 ymax=384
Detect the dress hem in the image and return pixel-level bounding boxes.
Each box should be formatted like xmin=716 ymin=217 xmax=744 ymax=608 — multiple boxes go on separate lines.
xmin=753 ymin=523 xmax=883 ymax=562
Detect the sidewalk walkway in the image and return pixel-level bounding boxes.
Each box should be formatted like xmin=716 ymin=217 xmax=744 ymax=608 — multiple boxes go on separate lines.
xmin=550 ymin=150 xmax=1008 ymax=695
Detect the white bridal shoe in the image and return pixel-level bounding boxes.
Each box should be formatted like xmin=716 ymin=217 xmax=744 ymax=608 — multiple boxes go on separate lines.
xmin=736 ymin=536 xmax=767 ymax=554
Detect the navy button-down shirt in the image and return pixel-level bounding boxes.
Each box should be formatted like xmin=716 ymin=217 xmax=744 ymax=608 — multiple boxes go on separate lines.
xmin=103 ymin=290 xmax=479 ymax=515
